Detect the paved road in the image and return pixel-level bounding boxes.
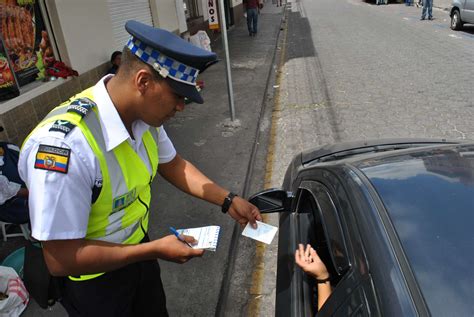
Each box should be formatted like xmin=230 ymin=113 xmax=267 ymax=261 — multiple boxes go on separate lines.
xmin=257 ymin=0 xmax=474 ymax=315
xmin=271 ymin=0 xmax=474 ymax=186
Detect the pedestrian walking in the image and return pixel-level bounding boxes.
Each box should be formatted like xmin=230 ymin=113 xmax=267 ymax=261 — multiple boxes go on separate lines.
xmin=420 ymin=0 xmax=433 ymax=20
xmin=243 ymin=0 xmax=261 ymax=36
xmin=19 ymin=20 xmax=262 ymax=316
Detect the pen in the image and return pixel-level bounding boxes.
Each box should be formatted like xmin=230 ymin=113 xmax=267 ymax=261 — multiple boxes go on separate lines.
xmin=169 ymin=226 xmax=193 ymax=248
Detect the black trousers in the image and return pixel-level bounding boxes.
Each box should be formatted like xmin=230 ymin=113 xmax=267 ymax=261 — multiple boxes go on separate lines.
xmin=60 ymin=241 xmax=168 ymax=316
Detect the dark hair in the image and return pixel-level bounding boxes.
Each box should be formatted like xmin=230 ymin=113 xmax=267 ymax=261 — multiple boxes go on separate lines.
xmin=110 ymin=51 xmax=122 ymax=64
xmin=116 ymin=47 xmax=162 ymax=82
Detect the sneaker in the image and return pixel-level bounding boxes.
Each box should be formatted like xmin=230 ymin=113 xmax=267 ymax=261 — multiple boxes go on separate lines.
xmin=420 ymin=17 xmax=425 ymax=20
xmin=428 ymin=16 xmax=433 ymax=20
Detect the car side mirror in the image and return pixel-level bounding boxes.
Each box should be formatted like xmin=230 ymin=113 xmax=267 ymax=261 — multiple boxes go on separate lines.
xmin=248 ymin=188 xmax=293 ymax=213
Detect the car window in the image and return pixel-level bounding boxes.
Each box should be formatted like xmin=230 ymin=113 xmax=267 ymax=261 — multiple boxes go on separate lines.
xmin=299 ymin=181 xmax=350 ymax=280
xmin=294 ymin=180 xmax=380 ymax=316
xmin=294 ymin=183 xmax=354 ymax=315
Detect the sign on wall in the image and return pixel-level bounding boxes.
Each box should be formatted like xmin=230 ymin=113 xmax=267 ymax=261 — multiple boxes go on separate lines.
xmin=207 ymin=0 xmax=219 ymax=30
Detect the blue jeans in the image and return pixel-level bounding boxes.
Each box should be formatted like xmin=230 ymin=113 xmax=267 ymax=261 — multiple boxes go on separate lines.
xmin=422 ymin=0 xmax=432 ymax=18
xmin=0 ymin=197 xmax=29 ymax=224
xmin=247 ymin=8 xmax=258 ymax=34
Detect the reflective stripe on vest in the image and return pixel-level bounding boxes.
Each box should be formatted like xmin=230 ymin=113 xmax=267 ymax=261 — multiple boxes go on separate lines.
xmin=26 ymin=88 xmax=160 ymax=281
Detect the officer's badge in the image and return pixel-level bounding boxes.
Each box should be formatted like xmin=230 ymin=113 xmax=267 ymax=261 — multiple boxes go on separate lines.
xmin=112 ymin=188 xmax=137 ymax=213
xmin=34 ymin=144 xmax=71 ymax=174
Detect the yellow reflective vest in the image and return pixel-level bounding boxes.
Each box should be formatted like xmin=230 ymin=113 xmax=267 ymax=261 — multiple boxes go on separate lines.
xmin=24 ymin=87 xmax=160 ymax=281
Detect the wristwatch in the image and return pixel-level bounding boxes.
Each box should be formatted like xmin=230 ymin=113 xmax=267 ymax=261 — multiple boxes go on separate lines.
xmin=221 ymin=192 xmax=237 ymax=213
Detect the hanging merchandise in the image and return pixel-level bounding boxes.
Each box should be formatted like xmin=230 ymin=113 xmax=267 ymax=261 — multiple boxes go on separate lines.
xmin=0 ymin=36 xmax=20 ymax=101
xmin=0 ymin=0 xmax=51 ymax=86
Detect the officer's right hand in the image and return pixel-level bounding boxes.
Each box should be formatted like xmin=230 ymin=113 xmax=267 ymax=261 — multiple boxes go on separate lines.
xmin=154 ymin=234 xmax=205 ymax=263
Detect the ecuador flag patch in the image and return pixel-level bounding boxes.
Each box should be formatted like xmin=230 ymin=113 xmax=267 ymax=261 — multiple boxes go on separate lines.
xmin=34 ymin=144 xmax=71 ymax=174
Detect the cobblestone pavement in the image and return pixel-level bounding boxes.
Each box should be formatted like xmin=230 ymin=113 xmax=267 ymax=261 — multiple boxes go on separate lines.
xmin=270 ymin=0 xmax=474 ymax=187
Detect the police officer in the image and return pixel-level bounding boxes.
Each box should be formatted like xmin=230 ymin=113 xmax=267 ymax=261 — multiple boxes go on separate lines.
xmin=19 ymin=21 xmax=262 ymax=316
xmin=0 ymin=142 xmax=29 ymax=225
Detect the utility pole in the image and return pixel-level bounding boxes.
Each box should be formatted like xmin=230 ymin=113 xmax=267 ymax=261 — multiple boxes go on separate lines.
xmin=217 ymin=0 xmax=236 ymax=121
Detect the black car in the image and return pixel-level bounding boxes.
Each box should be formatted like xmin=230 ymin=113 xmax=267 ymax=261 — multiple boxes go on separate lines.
xmin=249 ymin=139 xmax=474 ymax=317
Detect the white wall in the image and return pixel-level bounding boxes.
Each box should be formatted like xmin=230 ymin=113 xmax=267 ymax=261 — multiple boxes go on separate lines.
xmin=175 ymin=0 xmax=188 ymax=33
xmin=201 ymin=0 xmax=209 ymax=20
xmin=45 ymin=0 xmax=116 ymax=74
xmin=150 ymin=0 xmax=181 ymax=32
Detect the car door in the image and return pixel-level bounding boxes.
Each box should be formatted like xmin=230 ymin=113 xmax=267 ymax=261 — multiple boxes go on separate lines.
xmin=462 ymin=0 xmax=474 ymax=22
xmin=275 ymin=178 xmax=379 ymax=316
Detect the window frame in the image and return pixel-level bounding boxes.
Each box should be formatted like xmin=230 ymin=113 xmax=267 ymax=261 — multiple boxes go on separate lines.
xmin=298 ymin=180 xmax=350 ymax=278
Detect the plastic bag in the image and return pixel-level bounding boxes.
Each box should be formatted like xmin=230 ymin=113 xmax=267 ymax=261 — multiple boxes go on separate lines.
xmin=0 ymin=266 xmax=29 ymax=317
xmin=189 ymin=30 xmax=212 ymax=52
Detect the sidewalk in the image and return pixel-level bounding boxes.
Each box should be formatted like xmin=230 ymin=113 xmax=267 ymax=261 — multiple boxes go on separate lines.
xmin=9 ymin=3 xmax=286 ymax=316
xmin=434 ymin=0 xmax=451 ymax=11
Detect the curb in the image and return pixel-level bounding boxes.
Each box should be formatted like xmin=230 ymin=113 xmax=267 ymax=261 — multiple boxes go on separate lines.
xmin=214 ymin=5 xmax=289 ymax=316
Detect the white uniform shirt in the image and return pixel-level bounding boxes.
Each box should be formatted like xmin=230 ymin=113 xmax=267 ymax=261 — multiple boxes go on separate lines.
xmin=19 ymin=75 xmax=177 ymax=241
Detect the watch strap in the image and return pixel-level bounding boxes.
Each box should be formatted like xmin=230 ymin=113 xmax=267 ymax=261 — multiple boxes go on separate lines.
xmin=315 ymin=276 xmax=331 ymax=284
xmin=221 ymin=192 xmax=237 ymax=213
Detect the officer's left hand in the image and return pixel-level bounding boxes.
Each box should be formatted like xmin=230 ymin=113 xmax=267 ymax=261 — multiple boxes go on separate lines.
xmin=227 ymin=196 xmax=262 ymax=229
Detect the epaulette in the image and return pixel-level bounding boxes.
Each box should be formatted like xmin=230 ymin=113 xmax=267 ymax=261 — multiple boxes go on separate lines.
xmin=66 ymin=97 xmax=96 ymax=118
xmin=48 ymin=97 xmax=96 ymax=136
xmin=49 ymin=120 xmax=76 ymax=136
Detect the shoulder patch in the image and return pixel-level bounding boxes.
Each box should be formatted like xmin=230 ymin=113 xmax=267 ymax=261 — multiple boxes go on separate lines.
xmin=67 ymin=97 xmax=96 ymax=118
xmin=34 ymin=144 xmax=71 ymax=174
xmin=49 ymin=120 xmax=76 ymax=136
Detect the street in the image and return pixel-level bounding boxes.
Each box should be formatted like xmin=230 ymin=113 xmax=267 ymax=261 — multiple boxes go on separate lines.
xmin=272 ymin=0 xmax=474 ymax=186
xmin=235 ymin=0 xmax=474 ymax=316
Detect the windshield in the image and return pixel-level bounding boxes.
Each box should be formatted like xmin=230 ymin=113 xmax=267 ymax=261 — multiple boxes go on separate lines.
xmin=359 ymin=146 xmax=474 ymax=316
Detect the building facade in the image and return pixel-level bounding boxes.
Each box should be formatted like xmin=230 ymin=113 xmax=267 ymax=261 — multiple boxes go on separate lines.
xmin=0 ymin=0 xmax=243 ymax=145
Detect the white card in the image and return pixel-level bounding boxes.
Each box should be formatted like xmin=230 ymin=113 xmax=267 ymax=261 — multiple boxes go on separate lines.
xmin=242 ymin=221 xmax=278 ymax=244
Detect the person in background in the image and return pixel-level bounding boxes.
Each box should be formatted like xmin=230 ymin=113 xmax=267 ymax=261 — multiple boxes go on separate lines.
xmin=295 ymin=244 xmax=332 ymax=311
xmin=243 ymin=0 xmax=261 ymax=36
xmin=420 ymin=0 xmax=433 ymax=20
xmin=0 ymin=142 xmax=29 ymax=225
xmin=107 ymin=50 xmax=122 ymax=74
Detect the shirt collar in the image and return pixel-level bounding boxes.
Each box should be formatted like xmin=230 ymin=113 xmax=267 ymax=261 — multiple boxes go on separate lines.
xmin=93 ymin=75 xmax=150 ymax=151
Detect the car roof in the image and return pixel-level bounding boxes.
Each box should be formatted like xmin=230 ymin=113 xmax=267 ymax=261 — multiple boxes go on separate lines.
xmin=355 ymin=144 xmax=474 ymax=316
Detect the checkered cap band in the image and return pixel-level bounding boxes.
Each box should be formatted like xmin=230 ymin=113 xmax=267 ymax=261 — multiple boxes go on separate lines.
xmin=127 ymin=37 xmax=199 ymax=86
